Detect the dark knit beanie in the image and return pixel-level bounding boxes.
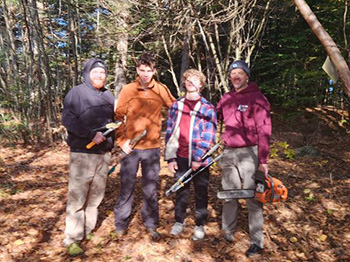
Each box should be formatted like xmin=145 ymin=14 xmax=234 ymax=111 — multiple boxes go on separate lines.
xmin=228 ymin=60 xmax=250 ymax=77
xmin=91 ymin=61 xmax=107 ymax=72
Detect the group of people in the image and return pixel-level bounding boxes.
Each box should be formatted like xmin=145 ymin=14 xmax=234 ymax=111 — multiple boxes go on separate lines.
xmin=61 ymin=53 xmax=271 ymax=258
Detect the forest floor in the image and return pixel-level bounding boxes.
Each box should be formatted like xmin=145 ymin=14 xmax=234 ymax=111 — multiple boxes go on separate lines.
xmin=1 ymin=106 xmax=350 ymax=262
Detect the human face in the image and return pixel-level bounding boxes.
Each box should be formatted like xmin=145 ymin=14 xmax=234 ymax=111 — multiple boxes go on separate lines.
xmin=137 ymin=64 xmax=156 ymax=86
xmin=90 ymin=67 xmax=107 ymax=89
xmin=185 ymin=76 xmax=202 ymax=93
xmin=229 ymin=68 xmax=249 ymax=91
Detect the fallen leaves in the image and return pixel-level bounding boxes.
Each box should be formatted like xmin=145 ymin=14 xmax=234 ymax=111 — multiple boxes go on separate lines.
xmin=1 ymin=117 xmax=350 ymax=261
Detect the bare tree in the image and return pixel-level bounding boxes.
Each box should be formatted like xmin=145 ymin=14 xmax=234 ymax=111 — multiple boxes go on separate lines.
xmin=294 ymin=0 xmax=350 ymax=99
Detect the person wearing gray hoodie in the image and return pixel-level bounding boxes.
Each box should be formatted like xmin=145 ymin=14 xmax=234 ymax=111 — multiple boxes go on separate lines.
xmin=61 ymin=58 xmax=115 ymax=252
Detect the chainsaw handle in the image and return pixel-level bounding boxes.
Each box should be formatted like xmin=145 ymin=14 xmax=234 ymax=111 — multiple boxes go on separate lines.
xmin=281 ymin=187 xmax=288 ymax=200
xmin=86 ymin=141 xmax=96 ymax=149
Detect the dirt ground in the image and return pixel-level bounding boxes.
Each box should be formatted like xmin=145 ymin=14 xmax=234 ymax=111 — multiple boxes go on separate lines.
xmin=1 ymin=106 xmax=350 ymax=262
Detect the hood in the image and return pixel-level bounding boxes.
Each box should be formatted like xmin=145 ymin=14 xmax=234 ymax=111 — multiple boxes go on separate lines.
xmin=82 ymin=58 xmax=108 ymax=90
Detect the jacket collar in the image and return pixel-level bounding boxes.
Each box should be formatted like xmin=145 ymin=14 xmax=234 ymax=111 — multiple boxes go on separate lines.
xmin=136 ymin=77 xmax=156 ymax=91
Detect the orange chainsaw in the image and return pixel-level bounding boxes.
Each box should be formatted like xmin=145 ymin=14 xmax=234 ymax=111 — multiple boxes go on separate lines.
xmin=217 ymin=170 xmax=288 ymax=204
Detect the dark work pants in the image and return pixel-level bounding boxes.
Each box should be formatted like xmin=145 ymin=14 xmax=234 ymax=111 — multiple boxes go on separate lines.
xmin=114 ymin=148 xmax=160 ymax=230
xmin=174 ymin=156 xmax=210 ymax=226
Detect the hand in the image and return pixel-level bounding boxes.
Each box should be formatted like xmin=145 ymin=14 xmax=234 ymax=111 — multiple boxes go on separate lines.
xmin=191 ymin=161 xmax=201 ymax=171
xmin=122 ymin=139 xmax=132 ymax=154
xmin=258 ymin=164 xmax=268 ymax=176
xmin=92 ymin=131 xmax=106 ymax=145
xmin=168 ymin=162 xmax=178 ymax=173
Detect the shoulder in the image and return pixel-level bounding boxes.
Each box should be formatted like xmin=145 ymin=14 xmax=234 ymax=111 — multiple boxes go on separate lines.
xmin=200 ymin=97 xmax=214 ymax=106
xmin=120 ymin=82 xmax=138 ymax=95
xmin=155 ymin=81 xmax=169 ymax=90
xmin=65 ymin=84 xmax=85 ymax=98
xmin=170 ymin=97 xmax=184 ymax=108
xmin=103 ymin=89 xmax=115 ymax=103
xmin=218 ymin=91 xmax=233 ymax=103
xmin=123 ymin=82 xmax=138 ymax=90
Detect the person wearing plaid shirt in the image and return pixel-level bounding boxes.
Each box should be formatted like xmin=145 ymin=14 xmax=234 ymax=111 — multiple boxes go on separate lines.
xmin=165 ymin=69 xmax=217 ymax=241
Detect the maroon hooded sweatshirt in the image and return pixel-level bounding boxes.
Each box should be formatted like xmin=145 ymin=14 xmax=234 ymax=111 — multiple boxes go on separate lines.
xmin=216 ymin=82 xmax=271 ymax=164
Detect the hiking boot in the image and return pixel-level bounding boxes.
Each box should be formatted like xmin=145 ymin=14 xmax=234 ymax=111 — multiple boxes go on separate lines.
xmin=67 ymin=243 xmax=84 ymax=257
xmin=86 ymin=233 xmax=94 ymax=241
xmin=223 ymin=231 xmax=235 ymax=243
xmin=146 ymin=228 xmax=161 ymax=242
xmin=63 ymin=237 xmax=76 ymax=247
xmin=192 ymin=225 xmax=205 ymax=241
xmin=170 ymin=222 xmax=184 ymax=236
xmin=245 ymin=244 xmax=263 ymax=257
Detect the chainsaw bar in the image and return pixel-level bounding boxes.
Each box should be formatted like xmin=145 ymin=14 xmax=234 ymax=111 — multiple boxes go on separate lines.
xmin=217 ymin=189 xmax=255 ymax=199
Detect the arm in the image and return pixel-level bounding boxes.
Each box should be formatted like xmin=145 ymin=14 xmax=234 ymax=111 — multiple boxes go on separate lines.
xmin=164 ymin=102 xmax=178 ymax=165
xmin=62 ymin=89 xmax=95 ymax=140
xmin=216 ymin=99 xmax=223 ymax=123
xmin=159 ymin=83 xmax=176 ymax=108
xmin=165 ymin=103 xmax=177 ymax=144
xmin=255 ymin=96 xmax=272 ymax=166
xmin=114 ymin=87 xmax=129 ymax=148
xmin=192 ymin=105 xmax=218 ymax=163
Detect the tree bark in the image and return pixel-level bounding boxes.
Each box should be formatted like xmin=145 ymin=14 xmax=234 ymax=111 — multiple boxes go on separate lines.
xmin=294 ymin=0 xmax=350 ymax=98
xmin=114 ymin=7 xmax=129 ymax=108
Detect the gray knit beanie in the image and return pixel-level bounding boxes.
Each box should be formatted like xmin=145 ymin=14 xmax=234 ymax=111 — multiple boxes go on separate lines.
xmin=227 ymin=60 xmax=250 ymax=77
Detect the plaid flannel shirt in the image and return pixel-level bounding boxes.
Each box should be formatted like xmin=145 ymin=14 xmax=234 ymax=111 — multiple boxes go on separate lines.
xmin=165 ymin=96 xmax=217 ymax=165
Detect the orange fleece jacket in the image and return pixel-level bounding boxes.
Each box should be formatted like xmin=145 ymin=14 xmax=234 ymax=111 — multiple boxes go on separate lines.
xmin=115 ymin=78 xmax=175 ymax=149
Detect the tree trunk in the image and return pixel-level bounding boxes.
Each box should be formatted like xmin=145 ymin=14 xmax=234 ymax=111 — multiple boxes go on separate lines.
xmin=114 ymin=8 xmax=129 ymax=108
xmin=179 ymin=30 xmax=190 ymax=92
xmin=293 ymin=0 xmax=350 ymax=99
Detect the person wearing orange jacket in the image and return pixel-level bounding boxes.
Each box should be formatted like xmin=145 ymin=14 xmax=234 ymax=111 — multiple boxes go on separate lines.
xmin=114 ymin=53 xmax=175 ymax=241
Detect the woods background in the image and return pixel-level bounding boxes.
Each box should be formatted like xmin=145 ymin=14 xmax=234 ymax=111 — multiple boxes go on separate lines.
xmin=1 ymin=1 xmax=350 ymax=262
xmin=1 ymin=0 xmax=350 ymax=145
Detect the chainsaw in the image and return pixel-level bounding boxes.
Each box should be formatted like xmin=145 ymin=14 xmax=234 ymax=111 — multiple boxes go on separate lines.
xmin=217 ymin=170 xmax=288 ymax=204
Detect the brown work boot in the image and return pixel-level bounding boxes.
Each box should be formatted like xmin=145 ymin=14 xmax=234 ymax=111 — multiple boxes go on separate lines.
xmin=146 ymin=228 xmax=160 ymax=242
xmin=223 ymin=231 xmax=235 ymax=243
xmin=245 ymin=244 xmax=263 ymax=257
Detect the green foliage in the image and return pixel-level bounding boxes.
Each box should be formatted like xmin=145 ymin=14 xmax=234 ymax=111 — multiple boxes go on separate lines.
xmin=275 ymin=110 xmax=304 ymax=125
xmin=270 ymin=141 xmax=295 ymax=160
xmin=254 ymin=0 xmax=347 ymax=108
xmin=312 ymin=160 xmax=328 ymax=168
xmin=0 ymin=111 xmax=31 ymax=144
xmin=303 ymin=188 xmax=316 ymax=202
xmin=0 ymin=183 xmax=18 ymax=197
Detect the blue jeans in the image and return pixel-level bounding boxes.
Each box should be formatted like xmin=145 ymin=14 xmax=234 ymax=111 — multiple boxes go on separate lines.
xmin=114 ymin=148 xmax=160 ymax=230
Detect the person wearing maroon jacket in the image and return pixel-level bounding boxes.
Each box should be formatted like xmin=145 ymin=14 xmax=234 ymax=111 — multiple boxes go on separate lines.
xmin=216 ymin=60 xmax=271 ymax=257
